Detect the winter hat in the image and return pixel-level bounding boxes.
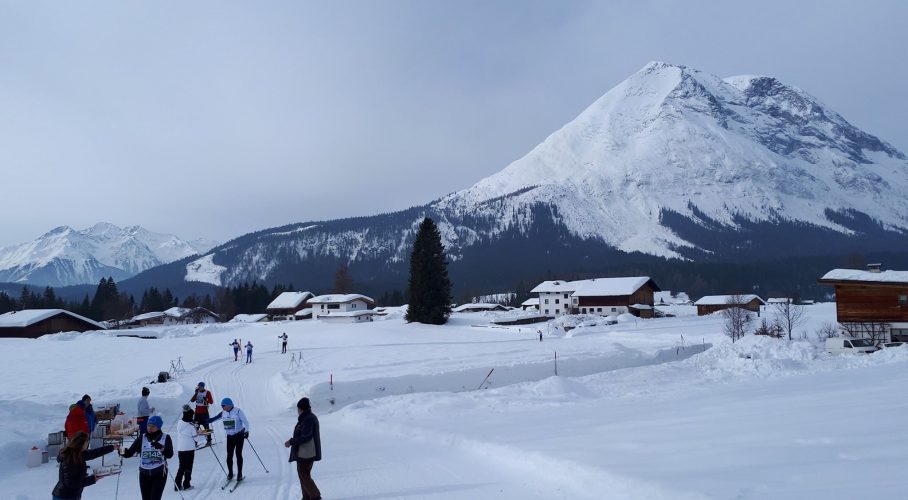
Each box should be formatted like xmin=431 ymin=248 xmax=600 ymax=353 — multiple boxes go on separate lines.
xmin=197 ymin=382 xmax=205 ymax=388
xmin=181 ymin=404 xmax=194 ymax=422
xmin=148 ymin=415 xmax=163 ymax=429
xmin=221 ymin=397 xmax=234 ymax=407
xmin=141 ymin=387 xmax=150 ymax=396
xmin=297 ymin=397 xmax=311 ymax=410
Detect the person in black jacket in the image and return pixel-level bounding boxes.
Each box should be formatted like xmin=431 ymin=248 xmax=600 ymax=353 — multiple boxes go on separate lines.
xmin=51 ymin=431 xmax=119 ymax=500
xmin=284 ymin=397 xmax=322 ymax=500
xmin=122 ymin=415 xmax=174 ymax=500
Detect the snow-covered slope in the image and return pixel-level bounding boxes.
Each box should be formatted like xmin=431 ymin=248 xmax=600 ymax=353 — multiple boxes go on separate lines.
xmin=0 ymin=223 xmax=218 ymax=286
xmin=438 ymin=61 xmax=908 ymax=258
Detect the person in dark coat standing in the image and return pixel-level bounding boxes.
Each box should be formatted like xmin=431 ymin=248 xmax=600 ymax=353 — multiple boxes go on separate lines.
xmin=284 ymin=397 xmax=322 ymax=500
xmin=51 ymin=431 xmax=119 ymax=500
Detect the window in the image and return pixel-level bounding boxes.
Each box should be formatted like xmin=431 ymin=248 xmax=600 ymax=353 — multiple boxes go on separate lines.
xmin=327 ymin=304 xmax=340 ymax=310
xmin=544 ymin=299 xmax=549 ymax=304
xmin=544 ymin=309 xmax=550 ymax=315
xmin=611 ymin=307 xmax=617 ymax=312
xmin=555 ymin=299 xmax=560 ymax=304
xmin=899 ymin=294 xmax=907 ymax=306
xmin=597 ymin=308 xmax=602 ymax=313
xmin=563 ymin=294 xmax=568 ymax=299
xmin=581 ymin=308 xmax=586 ymax=314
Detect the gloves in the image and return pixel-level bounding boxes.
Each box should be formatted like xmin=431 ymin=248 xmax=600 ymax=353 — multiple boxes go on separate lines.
xmin=151 ymin=441 xmax=164 ymax=450
xmin=244 ymin=431 xmax=249 ymax=439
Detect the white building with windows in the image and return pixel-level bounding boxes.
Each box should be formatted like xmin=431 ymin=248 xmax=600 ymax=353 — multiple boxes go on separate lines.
xmin=309 ymin=294 xmax=375 ymax=319
xmin=531 ymin=277 xmax=659 ymax=318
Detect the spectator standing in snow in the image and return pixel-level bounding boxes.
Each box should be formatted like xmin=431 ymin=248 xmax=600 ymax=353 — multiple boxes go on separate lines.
xmin=245 ymin=341 xmax=254 ymax=363
xmin=279 ymin=332 xmax=288 ymax=354
xmin=137 ymin=387 xmax=155 ymax=435
xmin=208 ymin=397 xmax=250 ymax=481
xmin=229 ymin=339 xmax=240 ymax=361
xmin=174 ymin=405 xmax=199 ymax=491
xmin=64 ymin=398 xmax=89 ymax=437
xmin=51 ymin=431 xmax=119 ymax=500
xmin=285 ymin=397 xmax=322 ymax=500
xmin=82 ymin=395 xmax=97 ymax=434
xmin=190 ymin=382 xmax=214 ymax=444
xmin=122 ymin=415 xmax=173 ymax=500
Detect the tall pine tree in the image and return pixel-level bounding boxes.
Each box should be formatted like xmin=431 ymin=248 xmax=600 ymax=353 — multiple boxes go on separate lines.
xmin=406 ymin=217 xmax=452 ymax=325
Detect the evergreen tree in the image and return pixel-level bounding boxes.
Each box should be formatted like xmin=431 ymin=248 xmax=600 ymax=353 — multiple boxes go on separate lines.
xmin=334 ymin=263 xmax=353 ymax=293
xmin=406 ymin=217 xmax=452 ymax=325
xmin=0 ymin=291 xmax=16 ymax=314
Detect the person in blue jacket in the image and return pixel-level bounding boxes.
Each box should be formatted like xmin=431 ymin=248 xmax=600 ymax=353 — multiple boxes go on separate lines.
xmin=81 ymin=395 xmax=97 ymax=434
xmin=208 ymin=398 xmax=250 ymax=481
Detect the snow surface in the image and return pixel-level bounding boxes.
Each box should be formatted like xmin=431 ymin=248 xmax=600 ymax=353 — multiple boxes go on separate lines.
xmin=2 ymin=303 xmax=908 ymax=499
xmin=184 ymin=253 xmax=227 ymax=285
xmin=230 ymin=314 xmax=270 ymax=323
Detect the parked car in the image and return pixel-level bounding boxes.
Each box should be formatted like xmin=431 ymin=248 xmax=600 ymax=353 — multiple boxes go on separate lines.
xmin=825 ymin=337 xmax=878 ymax=354
xmin=878 ymin=341 xmax=905 ymax=349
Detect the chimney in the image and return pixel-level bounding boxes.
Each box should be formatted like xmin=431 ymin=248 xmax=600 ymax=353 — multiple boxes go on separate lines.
xmin=867 ymin=263 xmax=882 ymax=273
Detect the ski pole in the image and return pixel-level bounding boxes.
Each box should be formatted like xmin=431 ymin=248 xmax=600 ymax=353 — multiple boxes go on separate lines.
xmin=245 ymin=438 xmax=270 ymax=473
xmin=165 ymin=463 xmax=185 ymax=500
xmin=208 ymin=443 xmax=229 ymax=476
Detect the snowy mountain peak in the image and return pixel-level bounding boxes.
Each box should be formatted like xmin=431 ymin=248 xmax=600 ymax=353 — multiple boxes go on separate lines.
xmin=438 ymin=62 xmax=908 ymax=258
xmin=0 ymin=224 xmax=219 ymax=286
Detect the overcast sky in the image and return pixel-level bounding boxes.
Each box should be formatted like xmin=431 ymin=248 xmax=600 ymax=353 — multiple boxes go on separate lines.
xmin=1 ymin=1 xmax=906 ymax=247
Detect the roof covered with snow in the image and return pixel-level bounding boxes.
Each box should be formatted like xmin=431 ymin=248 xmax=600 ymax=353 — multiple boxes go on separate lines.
xmin=819 ymin=269 xmax=908 ymax=285
xmin=229 ymin=314 xmax=269 ymax=323
xmin=452 ymin=303 xmax=507 ymax=312
xmin=131 ymin=311 xmax=166 ymax=321
xmin=0 ymin=309 xmax=106 ymax=330
xmin=266 ymin=291 xmax=314 ymax=310
xmin=694 ymin=294 xmax=765 ymax=306
xmin=532 ymin=277 xmax=656 ymax=297
xmin=521 ymin=298 xmax=540 ymax=306
xmin=294 ymin=308 xmax=313 ymax=317
xmin=309 ymin=294 xmax=374 ymax=305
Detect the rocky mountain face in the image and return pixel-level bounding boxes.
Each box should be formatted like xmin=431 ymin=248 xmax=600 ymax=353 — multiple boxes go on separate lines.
xmin=0 ymin=223 xmax=218 ymax=287
xmin=73 ymin=63 xmax=908 ymax=298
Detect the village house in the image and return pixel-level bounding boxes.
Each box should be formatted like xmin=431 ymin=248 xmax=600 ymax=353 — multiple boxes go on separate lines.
xmin=127 ymin=307 xmax=220 ymax=327
xmin=817 ymin=264 xmax=908 ymax=342
xmin=229 ymin=313 xmax=270 ymax=323
xmin=531 ymin=277 xmax=660 ymax=319
xmin=309 ymin=294 xmax=375 ymax=320
xmin=520 ymin=298 xmax=540 ymax=311
xmin=266 ymin=291 xmax=314 ymax=320
xmin=0 ymin=309 xmax=107 ymax=338
xmin=694 ymin=295 xmax=765 ymax=316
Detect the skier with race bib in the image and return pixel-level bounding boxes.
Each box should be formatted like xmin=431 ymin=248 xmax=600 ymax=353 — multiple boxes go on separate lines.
xmin=208 ymin=397 xmax=250 ymax=483
xmin=121 ymin=415 xmax=174 ymax=500
xmin=245 ymin=341 xmax=254 ymax=363
xmin=229 ymin=339 xmax=240 ymax=361
xmin=279 ymin=332 xmax=288 ymax=354
xmin=189 ymin=382 xmax=214 ymax=444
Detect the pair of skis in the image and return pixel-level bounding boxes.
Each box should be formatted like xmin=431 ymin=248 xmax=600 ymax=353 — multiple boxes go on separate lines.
xmin=221 ymin=476 xmax=245 ymax=493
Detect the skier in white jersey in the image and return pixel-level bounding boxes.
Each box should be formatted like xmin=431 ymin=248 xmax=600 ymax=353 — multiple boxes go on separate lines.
xmin=122 ymin=415 xmax=174 ymax=500
xmin=208 ymin=397 xmax=250 ymax=482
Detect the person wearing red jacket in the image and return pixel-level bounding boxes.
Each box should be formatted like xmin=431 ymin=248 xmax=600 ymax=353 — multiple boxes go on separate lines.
xmin=190 ymin=382 xmax=214 ymax=444
xmin=64 ymin=399 xmax=90 ymax=437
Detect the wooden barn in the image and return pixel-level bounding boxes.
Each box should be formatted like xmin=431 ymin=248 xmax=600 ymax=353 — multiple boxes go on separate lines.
xmin=266 ymin=291 xmax=315 ymax=320
xmin=0 ymin=309 xmax=106 ymax=338
xmin=818 ymin=265 xmax=908 ymax=342
xmin=694 ymin=295 xmax=765 ymax=316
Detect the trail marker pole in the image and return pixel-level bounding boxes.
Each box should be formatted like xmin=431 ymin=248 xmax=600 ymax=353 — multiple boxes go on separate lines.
xmin=554 ymin=351 xmax=558 ymax=376
xmin=330 ymin=373 xmax=333 ymax=391
xmin=477 ymin=368 xmax=495 ymax=390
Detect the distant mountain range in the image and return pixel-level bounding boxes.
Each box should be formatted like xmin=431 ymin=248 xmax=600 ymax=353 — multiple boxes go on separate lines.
xmin=0 ymin=223 xmax=217 ymax=287
xmin=11 ymin=62 xmax=908 ymax=299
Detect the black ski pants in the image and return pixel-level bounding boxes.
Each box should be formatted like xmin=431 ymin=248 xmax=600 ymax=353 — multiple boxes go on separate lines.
xmin=194 ymin=412 xmax=212 ymax=441
xmin=139 ymin=466 xmax=167 ymax=500
xmin=175 ymin=450 xmax=195 ymax=488
xmin=282 ymin=341 xmax=287 ymax=353
xmin=226 ymin=432 xmax=245 ymax=476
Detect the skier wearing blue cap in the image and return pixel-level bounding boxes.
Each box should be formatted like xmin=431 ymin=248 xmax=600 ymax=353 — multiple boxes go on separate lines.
xmin=208 ymin=397 xmax=250 ymax=483
xmin=122 ymin=414 xmax=174 ymax=500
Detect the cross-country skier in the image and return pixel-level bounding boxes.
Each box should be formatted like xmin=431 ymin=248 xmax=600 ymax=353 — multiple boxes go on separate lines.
xmin=245 ymin=341 xmax=254 ymax=363
xmin=229 ymin=339 xmax=240 ymax=361
xmin=122 ymin=415 xmax=173 ymax=500
xmin=189 ymin=382 xmax=214 ymax=444
xmin=279 ymin=332 xmax=288 ymax=354
xmin=174 ymin=405 xmax=199 ymax=491
xmin=208 ymin=398 xmax=250 ymax=482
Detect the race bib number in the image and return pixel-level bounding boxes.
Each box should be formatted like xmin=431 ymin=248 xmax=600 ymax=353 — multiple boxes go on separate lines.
xmin=224 ymin=418 xmax=236 ymax=430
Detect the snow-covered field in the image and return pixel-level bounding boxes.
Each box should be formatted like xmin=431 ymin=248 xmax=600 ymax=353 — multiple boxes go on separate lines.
xmin=2 ymin=303 xmax=907 ymax=499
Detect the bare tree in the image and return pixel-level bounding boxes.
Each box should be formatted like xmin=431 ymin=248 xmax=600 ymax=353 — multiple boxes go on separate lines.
xmin=722 ymin=294 xmax=752 ymax=343
xmin=774 ymin=299 xmax=806 ymax=341
xmin=840 ymin=321 xmax=891 ymax=345
xmin=815 ymin=322 xmax=839 ymax=342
